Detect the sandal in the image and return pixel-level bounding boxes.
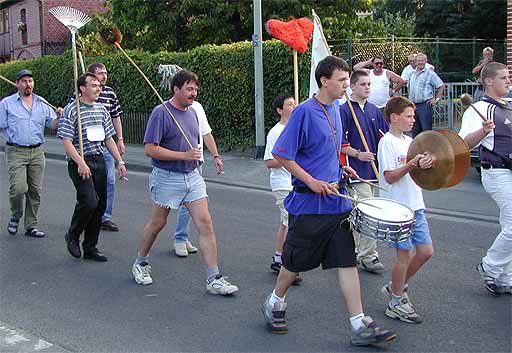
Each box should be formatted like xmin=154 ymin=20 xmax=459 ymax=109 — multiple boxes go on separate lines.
xmin=25 ymin=228 xmax=45 ymax=238
xmin=7 ymin=218 xmax=19 ymax=235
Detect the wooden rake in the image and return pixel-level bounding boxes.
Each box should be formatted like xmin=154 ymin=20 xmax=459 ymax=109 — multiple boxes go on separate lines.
xmin=49 ymin=6 xmax=91 ymax=158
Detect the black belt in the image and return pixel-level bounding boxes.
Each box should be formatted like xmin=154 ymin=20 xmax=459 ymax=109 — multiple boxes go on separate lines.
xmin=83 ymin=154 xmax=103 ymax=161
xmin=293 ymin=181 xmax=344 ymax=194
xmin=6 ymin=142 xmax=42 ymax=149
xmin=481 ymin=161 xmax=512 ymax=170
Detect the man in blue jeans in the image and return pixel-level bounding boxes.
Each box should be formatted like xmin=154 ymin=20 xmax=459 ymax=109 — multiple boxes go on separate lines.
xmin=87 ymin=63 xmax=125 ymax=232
xmin=171 ymin=100 xmax=223 ymax=257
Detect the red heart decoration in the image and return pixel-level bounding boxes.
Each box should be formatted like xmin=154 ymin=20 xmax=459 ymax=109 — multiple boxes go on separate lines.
xmin=266 ymin=18 xmax=314 ymax=53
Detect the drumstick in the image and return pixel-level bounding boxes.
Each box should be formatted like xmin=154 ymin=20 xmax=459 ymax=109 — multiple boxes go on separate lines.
xmin=352 ymin=175 xmax=388 ymax=192
xmin=460 ymin=93 xmax=487 ymax=122
xmin=330 ymin=189 xmax=382 ymax=209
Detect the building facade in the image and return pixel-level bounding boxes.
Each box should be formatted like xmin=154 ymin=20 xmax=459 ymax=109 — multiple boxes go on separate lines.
xmin=0 ymin=0 xmax=105 ymax=62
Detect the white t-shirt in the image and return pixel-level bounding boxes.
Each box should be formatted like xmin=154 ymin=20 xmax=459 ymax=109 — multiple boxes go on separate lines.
xmin=191 ymin=101 xmax=212 ymax=162
xmin=377 ymin=132 xmax=425 ymax=211
xmin=401 ymin=63 xmax=434 ymax=81
xmin=264 ymin=122 xmax=292 ymax=191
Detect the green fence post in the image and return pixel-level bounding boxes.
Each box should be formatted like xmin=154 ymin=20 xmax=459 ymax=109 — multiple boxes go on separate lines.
xmin=348 ymin=38 xmax=353 ymax=71
xmin=472 ymin=37 xmax=476 ymax=70
xmin=435 ymin=36 xmax=440 ymax=70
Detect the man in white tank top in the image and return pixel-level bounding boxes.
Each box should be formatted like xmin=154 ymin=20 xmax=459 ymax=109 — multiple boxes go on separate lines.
xmin=354 ymin=56 xmax=406 ymax=109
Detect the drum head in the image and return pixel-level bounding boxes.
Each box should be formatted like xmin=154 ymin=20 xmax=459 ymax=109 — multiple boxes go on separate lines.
xmin=357 ymin=198 xmax=414 ymax=222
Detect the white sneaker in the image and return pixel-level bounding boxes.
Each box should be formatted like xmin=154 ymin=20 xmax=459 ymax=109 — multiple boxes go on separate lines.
xmin=207 ymin=275 xmax=239 ymax=295
xmin=186 ymin=240 xmax=198 ymax=253
xmin=132 ymin=262 xmax=153 ymax=285
xmin=174 ymin=241 xmax=188 ymax=257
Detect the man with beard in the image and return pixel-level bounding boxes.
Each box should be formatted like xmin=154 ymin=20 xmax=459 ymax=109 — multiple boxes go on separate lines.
xmin=58 ymin=73 xmax=127 ymax=262
xmin=0 ymin=70 xmax=63 ymax=238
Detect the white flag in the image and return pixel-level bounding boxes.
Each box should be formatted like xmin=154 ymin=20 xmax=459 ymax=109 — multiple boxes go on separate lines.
xmin=309 ymin=9 xmax=331 ymax=98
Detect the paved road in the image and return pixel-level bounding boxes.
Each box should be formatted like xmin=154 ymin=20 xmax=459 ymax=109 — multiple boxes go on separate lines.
xmin=0 ymin=156 xmax=510 ymax=352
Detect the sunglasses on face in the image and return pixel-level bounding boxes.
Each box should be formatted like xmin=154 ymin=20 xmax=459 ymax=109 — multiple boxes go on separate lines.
xmin=374 ymin=62 xmax=384 ymax=66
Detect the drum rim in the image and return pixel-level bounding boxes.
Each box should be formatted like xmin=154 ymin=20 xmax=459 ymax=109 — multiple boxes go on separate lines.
xmin=356 ymin=197 xmax=415 ymax=221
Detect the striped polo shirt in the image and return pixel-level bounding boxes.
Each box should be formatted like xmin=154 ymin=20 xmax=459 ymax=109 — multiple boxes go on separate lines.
xmin=408 ymin=68 xmax=444 ymax=103
xmin=97 ymin=85 xmax=123 ymax=118
xmin=57 ymin=101 xmax=116 ymax=156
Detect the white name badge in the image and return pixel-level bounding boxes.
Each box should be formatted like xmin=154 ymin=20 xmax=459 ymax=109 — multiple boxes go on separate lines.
xmin=86 ymin=125 xmax=105 ymax=142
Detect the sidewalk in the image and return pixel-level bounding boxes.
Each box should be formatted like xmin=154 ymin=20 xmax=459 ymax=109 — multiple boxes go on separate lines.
xmin=0 ymin=137 xmax=272 ymax=191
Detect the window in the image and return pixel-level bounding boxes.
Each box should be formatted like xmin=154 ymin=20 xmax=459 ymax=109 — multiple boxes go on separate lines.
xmin=0 ymin=10 xmax=9 ymax=34
xmin=20 ymin=9 xmax=26 ymax=45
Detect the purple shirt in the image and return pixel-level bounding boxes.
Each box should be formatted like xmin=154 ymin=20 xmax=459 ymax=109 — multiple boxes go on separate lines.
xmin=144 ymin=101 xmax=200 ymax=173
xmin=272 ymin=98 xmax=352 ymax=215
xmin=340 ymin=100 xmax=389 ymax=181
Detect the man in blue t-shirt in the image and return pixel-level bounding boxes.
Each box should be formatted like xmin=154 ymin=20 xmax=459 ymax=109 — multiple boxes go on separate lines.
xmin=131 ymin=69 xmax=238 ymax=296
xmin=261 ymin=56 xmax=396 ymax=347
xmin=340 ymin=70 xmax=389 ymax=274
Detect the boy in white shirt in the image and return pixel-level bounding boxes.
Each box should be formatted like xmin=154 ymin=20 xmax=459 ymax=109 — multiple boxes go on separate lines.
xmin=263 ymin=95 xmax=300 ymax=284
xmin=377 ymin=96 xmax=434 ymax=324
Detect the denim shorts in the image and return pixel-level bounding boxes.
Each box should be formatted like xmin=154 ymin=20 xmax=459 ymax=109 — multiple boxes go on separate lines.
xmin=388 ymin=209 xmax=432 ymax=250
xmin=149 ymin=166 xmax=207 ymax=209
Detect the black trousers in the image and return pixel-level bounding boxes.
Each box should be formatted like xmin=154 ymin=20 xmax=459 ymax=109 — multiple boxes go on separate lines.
xmin=66 ymin=155 xmax=107 ymax=251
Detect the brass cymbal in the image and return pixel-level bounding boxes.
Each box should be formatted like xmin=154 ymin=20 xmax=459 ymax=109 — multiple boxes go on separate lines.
xmin=406 ymin=130 xmax=470 ymax=190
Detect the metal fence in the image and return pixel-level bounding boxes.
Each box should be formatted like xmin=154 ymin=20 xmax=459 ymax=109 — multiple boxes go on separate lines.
xmin=330 ymin=37 xmax=505 ymax=82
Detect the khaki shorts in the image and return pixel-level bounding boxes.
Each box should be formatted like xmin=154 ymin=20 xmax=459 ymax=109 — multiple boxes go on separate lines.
xmin=273 ymin=190 xmax=290 ymax=227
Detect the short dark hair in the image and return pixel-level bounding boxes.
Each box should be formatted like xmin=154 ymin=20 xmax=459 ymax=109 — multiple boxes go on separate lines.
xmin=87 ymin=62 xmax=106 ymax=74
xmin=350 ymin=70 xmax=369 ymax=85
xmin=372 ymin=56 xmax=384 ymax=62
xmin=77 ymin=72 xmax=99 ymax=90
xmin=273 ymin=94 xmax=294 ymax=110
xmin=384 ymin=96 xmax=416 ymax=123
xmin=481 ymin=62 xmax=508 ymax=85
xmin=315 ymin=56 xmax=349 ymax=88
xmin=171 ymin=69 xmax=199 ymax=93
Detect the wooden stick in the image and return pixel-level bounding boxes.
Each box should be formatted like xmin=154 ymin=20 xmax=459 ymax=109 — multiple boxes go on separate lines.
xmin=78 ymin=51 xmax=86 ymax=74
xmin=352 ymin=175 xmax=388 ymax=192
xmin=293 ymin=49 xmax=299 ymax=103
xmin=114 ymin=42 xmax=194 ymax=149
xmin=71 ymin=39 xmax=84 ymax=158
xmin=345 ymin=93 xmax=380 ymax=179
xmin=469 ymin=105 xmax=488 ymax=122
xmin=331 ymin=189 xmax=382 ymax=209
xmin=0 ymin=74 xmax=57 ymax=110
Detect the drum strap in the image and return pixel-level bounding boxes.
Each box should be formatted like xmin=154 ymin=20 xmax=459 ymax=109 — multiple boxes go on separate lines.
xmin=313 ymin=96 xmax=341 ymax=160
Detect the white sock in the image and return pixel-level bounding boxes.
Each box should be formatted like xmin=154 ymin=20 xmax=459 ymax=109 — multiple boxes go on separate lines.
xmin=268 ymin=289 xmax=285 ymax=306
xmin=349 ymin=313 xmax=365 ymax=331
xmin=274 ymin=252 xmax=282 ymax=263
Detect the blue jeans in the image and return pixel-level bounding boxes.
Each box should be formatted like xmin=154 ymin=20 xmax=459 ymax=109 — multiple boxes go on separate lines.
xmin=173 ymin=165 xmax=203 ymax=242
xmin=412 ymin=102 xmax=433 ymax=137
xmin=102 ymin=149 xmax=116 ymax=222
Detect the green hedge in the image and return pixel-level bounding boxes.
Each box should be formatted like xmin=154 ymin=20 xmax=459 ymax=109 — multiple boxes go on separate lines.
xmin=0 ymin=40 xmax=312 ymax=150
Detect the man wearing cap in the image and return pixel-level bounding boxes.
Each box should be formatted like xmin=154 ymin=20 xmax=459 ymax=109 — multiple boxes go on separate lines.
xmin=0 ymin=69 xmax=63 ymax=237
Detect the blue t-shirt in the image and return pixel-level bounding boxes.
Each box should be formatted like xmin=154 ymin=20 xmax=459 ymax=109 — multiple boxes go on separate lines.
xmin=272 ymin=98 xmax=352 ymax=215
xmin=143 ymin=101 xmax=200 ymax=173
xmin=340 ymin=100 xmax=389 ymax=181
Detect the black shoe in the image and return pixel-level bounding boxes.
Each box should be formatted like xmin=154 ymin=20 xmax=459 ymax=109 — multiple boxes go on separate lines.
xmin=65 ymin=233 xmax=81 ymax=258
xmin=101 ymin=220 xmax=119 ymax=232
xmin=83 ymin=249 xmax=108 ymax=262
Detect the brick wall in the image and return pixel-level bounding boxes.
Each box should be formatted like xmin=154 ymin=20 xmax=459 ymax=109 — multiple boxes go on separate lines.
xmin=10 ymin=0 xmax=41 ymax=59
xmin=42 ymin=0 xmax=106 ymax=55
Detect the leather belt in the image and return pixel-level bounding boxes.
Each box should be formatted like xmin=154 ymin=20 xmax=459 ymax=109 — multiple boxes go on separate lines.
xmin=6 ymin=142 xmax=42 ymax=149
xmin=481 ymin=161 xmax=512 ymax=170
xmin=293 ymin=181 xmax=342 ymax=194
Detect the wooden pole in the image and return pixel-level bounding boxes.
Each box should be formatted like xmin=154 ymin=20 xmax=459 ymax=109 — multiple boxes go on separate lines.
xmin=114 ymin=42 xmax=194 ymax=149
xmin=345 ymin=93 xmax=379 ymax=179
xmin=293 ymin=49 xmax=299 ymax=103
xmin=0 ymin=74 xmax=57 ymax=110
xmin=71 ymin=36 xmax=84 ymax=158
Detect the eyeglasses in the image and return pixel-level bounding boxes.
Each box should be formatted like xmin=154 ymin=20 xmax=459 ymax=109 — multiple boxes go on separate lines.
xmin=374 ymin=62 xmax=384 ymax=66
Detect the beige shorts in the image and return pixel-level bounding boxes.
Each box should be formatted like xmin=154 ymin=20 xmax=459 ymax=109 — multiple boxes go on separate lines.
xmin=273 ymin=190 xmax=290 ymax=227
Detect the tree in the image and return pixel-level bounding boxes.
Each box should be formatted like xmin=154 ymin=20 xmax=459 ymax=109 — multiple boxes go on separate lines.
xmin=106 ymin=0 xmax=379 ymax=52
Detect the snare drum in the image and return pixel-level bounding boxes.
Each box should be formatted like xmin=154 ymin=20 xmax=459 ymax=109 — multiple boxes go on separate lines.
xmin=349 ymin=197 xmax=415 ymax=242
